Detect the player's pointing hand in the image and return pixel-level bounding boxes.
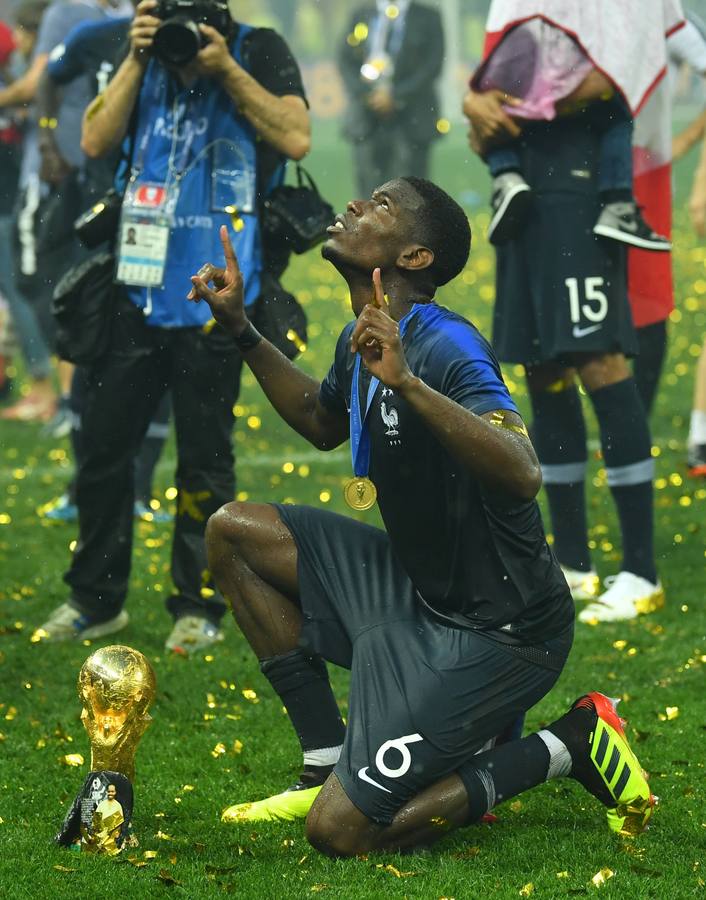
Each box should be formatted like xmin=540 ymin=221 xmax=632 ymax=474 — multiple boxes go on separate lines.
xmin=188 ymin=225 xmax=248 ymax=337
xmin=350 ymin=268 xmax=415 ymax=391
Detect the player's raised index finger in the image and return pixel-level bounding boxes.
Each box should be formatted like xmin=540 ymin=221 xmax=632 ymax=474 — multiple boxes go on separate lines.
xmin=220 ymin=224 xmax=241 ymax=273
xmin=372 ymin=267 xmax=388 ymax=311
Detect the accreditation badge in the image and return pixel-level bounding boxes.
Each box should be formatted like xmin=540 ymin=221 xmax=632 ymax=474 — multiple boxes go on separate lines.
xmin=116 ymin=181 xmax=178 ymax=288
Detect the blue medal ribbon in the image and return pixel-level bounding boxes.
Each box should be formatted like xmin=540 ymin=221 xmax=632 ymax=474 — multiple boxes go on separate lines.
xmin=349 ymin=304 xmax=421 ymax=478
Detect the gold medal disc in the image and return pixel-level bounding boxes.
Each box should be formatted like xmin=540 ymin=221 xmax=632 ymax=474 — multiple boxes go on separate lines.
xmin=343 ymin=476 xmax=377 ymax=510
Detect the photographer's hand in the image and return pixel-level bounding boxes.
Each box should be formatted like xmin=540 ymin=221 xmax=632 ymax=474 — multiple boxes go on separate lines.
xmin=188 ymin=225 xmax=249 ymax=337
xmin=194 ymin=24 xmax=234 ymax=80
xmin=130 ymin=0 xmax=161 ymax=65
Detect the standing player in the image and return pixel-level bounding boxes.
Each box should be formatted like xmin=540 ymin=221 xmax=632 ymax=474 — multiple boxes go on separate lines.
xmin=466 ymin=84 xmax=666 ymax=624
xmin=188 ymin=178 xmax=654 ymax=855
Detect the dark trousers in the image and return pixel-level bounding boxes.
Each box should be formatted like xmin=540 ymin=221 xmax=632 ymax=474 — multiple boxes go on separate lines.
xmin=64 ymin=296 xmax=243 ymax=625
xmin=352 ymin=125 xmax=431 ymax=198
xmin=68 ymin=366 xmax=172 ymax=505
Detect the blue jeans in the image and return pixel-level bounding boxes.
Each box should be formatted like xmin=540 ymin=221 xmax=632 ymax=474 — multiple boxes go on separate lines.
xmin=597 ymin=96 xmax=633 ymax=194
xmin=486 ymin=145 xmax=522 ymax=178
xmin=0 ymin=214 xmax=51 ymax=379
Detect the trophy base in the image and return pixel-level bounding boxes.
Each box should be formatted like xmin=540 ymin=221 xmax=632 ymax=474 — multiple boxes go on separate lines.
xmin=56 ymin=770 xmax=134 ymax=855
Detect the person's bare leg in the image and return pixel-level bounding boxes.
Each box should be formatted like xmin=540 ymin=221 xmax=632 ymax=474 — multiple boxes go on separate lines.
xmin=687 ymin=338 xmax=706 ymax=471
xmin=305 ymin=773 xmax=469 ymax=857
xmin=206 ymin=501 xmax=302 ymax=656
xmin=207 ymin=502 xmax=346 ymax=782
xmin=694 ymin=339 xmax=706 ymax=413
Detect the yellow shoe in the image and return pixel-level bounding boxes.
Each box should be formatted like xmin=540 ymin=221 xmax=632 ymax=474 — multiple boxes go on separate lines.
xmin=570 ymin=692 xmax=656 ymax=836
xmin=221 ymin=784 xmax=322 ymax=823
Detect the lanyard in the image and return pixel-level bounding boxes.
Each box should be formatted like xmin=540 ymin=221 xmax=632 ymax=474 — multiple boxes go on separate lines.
xmin=350 ymin=304 xmax=419 ymax=478
xmin=131 ymin=92 xmax=196 ymax=187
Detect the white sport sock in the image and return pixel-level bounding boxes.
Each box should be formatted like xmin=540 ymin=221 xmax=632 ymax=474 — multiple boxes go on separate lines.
xmin=537 ymin=729 xmax=572 ymax=779
xmin=688 ymin=409 xmax=706 ymax=447
xmin=303 ymin=745 xmax=342 ymax=768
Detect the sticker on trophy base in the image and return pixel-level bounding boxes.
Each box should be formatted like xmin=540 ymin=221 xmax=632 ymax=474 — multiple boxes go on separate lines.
xmin=56 ymin=770 xmax=135 ymax=855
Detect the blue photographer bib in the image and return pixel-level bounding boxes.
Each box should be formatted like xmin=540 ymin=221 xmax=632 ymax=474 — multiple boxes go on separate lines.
xmin=123 ymin=25 xmax=261 ymax=327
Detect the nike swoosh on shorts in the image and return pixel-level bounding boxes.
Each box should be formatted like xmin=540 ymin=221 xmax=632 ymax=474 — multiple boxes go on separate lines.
xmin=573 ymin=324 xmax=603 ymax=338
xmin=357 ymin=767 xmax=391 ymax=793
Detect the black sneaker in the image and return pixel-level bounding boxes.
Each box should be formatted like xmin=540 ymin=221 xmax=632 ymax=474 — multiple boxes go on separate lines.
xmin=487 ymin=172 xmax=532 ymax=245
xmin=687 ymin=444 xmax=706 ymax=478
xmin=593 ymin=202 xmax=671 ymax=251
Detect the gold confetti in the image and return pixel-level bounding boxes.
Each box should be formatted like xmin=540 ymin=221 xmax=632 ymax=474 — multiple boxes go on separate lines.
xmin=375 ymin=863 xmax=415 ymax=877
xmin=233 ymin=739 xmax=243 ymax=754
xmin=519 ymin=884 xmax=534 ymax=897
xmin=658 ymin=706 xmax=680 ymax=721
xmin=144 ymin=850 xmax=158 ymax=859
xmin=157 ymin=869 xmax=182 ymax=886
xmin=591 ymin=868 xmax=615 ymax=887
xmin=241 ymin=689 xmax=259 ymax=703
xmin=211 ymin=742 xmax=227 ymax=758
xmin=60 ymin=753 xmax=84 ymax=767
xmin=155 ymin=830 xmax=174 ymax=840
xmin=557 ymin=871 xmax=569 ymax=878
xmin=613 ymin=640 xmax=628 ymax=650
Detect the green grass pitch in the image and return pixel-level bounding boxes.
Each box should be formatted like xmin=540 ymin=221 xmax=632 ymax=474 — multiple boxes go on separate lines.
xmin=0 ymin=127 xmax=705 ymax=898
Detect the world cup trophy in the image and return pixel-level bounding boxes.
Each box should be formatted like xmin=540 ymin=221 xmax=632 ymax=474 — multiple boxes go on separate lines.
xmin=56 ymin=646 xmax=156 ymax=855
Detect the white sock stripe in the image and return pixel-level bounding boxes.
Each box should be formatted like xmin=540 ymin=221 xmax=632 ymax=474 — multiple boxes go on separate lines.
xmin=605 ymin=458 xmax=655 ymax=486
xmin=537 ymin=729 xmax=572 ymax=780
xmin=303 ymin=745 xmax=343 ymax=767
xmin=540 ymin=461 xmax=588 ymax=484
xmin=475 ymin=767 xmax=496 ymax=811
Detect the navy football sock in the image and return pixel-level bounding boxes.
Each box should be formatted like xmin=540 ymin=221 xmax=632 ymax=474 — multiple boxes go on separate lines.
xmin=458 ymin=735 xmax=551 ymax=822
xmin=260 ymin=649 xmax=345 ymax=758
xmin=588 ymin=378 xmax=657 ymax=584
xmin=530 ymin=382 xmax=591 ymax=571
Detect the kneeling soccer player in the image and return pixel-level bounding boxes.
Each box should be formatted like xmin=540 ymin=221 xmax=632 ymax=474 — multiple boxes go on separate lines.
xmin=189 ymin=177 xmax=655 ymax=856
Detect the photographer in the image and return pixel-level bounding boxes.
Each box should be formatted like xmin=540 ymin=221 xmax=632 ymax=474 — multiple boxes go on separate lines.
xmin=37 ymin=0 xmax=310 ymax=653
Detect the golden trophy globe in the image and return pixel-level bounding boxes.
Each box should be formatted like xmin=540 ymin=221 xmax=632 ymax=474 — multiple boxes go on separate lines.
xmin=78 ymin=644 xmax=156 ymax=783
xmin=56 ymin=645 xmax=156 ymax=854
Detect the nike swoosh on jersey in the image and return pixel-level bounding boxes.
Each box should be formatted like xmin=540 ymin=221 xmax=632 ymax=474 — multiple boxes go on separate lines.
xmin=572 ymin=324 xmax=603 ymax=338
xmin=357 ymin=767 xmax=392 ymax=793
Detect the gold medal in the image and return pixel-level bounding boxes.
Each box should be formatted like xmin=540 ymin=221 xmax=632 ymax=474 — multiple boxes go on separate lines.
xmin=343 ymin=476 xmax=377 ymax=510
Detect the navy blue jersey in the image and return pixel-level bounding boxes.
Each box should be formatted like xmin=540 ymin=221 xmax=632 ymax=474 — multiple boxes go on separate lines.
xmin=47 ymin=16 xmax=130 ymax=95
xmin=320 ymin=302 xmax=572 ymax=641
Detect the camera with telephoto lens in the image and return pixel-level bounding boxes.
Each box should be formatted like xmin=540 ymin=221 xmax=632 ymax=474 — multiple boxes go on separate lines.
xmin=152 ymin=0 xmax=233 ymax=68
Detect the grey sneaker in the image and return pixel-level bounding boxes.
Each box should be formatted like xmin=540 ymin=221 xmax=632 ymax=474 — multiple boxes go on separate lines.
xmin=33 ymin=603 xmax=129 ymax=643
xmin=593 ymin=202 xmax=671 ymax=251
xmin=487 ymin=171 xmax=532 ymax=245
xmin=165 ymin=615 xmax=224 ymax=655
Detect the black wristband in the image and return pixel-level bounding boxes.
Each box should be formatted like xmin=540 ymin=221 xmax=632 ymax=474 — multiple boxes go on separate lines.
xmin=233 ymin=321 xmax=262 ymax=352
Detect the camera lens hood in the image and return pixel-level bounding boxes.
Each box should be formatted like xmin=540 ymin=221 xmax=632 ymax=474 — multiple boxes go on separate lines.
xmin=153 ymin=16 xmax=202 ymax=67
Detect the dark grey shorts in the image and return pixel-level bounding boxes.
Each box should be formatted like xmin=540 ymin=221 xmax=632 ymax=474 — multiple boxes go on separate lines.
xmin=275 ymin=503 xmax=572 ymax=826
